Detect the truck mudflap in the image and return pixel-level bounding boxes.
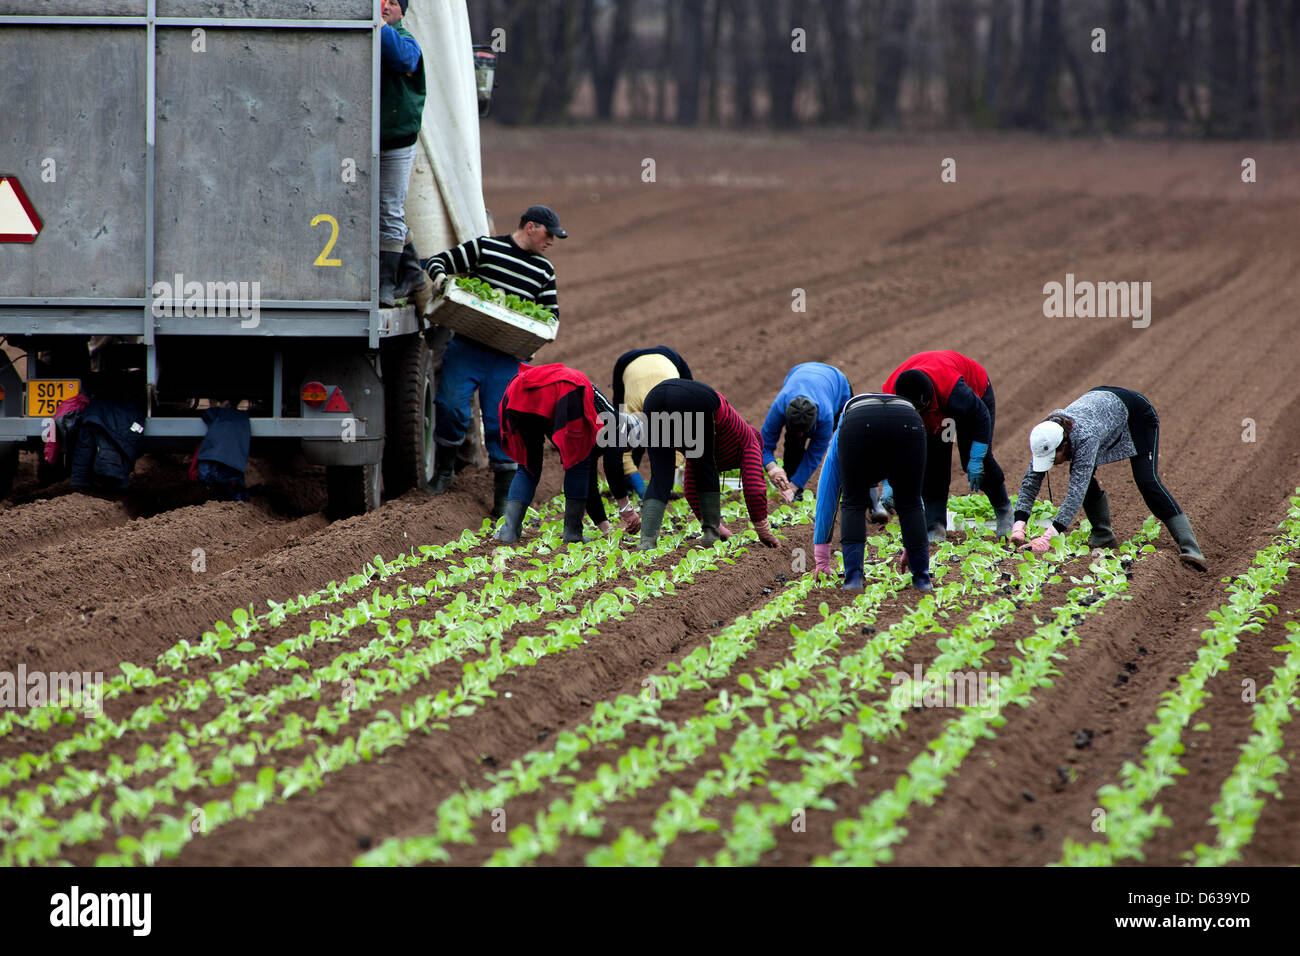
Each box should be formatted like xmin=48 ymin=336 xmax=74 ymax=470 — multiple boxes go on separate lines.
xmin=299 ymin=352 xmax=385 ymax=467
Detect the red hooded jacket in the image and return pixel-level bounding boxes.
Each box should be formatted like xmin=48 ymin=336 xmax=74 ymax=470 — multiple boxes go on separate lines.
xmin=499 ymin=363 xmax=603 ymax=471
xmin=882 ymin=350 xmax=990 ymax=435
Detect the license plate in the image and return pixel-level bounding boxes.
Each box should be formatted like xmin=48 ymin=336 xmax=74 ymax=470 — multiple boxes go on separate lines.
xmin=26 ymin=379 xmax=81 ymax=417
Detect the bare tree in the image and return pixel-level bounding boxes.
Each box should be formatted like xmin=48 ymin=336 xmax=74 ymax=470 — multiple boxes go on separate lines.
xmin=1207 ymin=0 xmax=1239 ymax=135
xmin=983 ymin=0 xmax=1011 ymax=125
xmin=871 ymin=0 xmax=914 ymax=127
xmin=730 ymin=0 xmax=756 ymax=125
xmin=1106 ymin=0 xmax=1130 ymax=132
xmin=676 ymin=0 xmax=706 ymax=124
xmin=585 ymin=0 xmax=637 ymax=121
xmin=1025 ymin=0 xmax=1062 ymax=129
xmin=761 ymin=0 xmax=803 ymax=126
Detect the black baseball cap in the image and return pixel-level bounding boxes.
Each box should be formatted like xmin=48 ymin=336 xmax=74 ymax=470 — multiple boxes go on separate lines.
xmin=520 ymin=205 xmax=567 ymax=238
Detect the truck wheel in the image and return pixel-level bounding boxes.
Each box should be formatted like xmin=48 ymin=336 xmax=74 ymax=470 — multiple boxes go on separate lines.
xmin=0 ymin=444 xmax=17 ymax=500
xmin=382 ymin=334 xmax=436 ymax=495
xmin=325 ymin=461 xmax=382 ymax=519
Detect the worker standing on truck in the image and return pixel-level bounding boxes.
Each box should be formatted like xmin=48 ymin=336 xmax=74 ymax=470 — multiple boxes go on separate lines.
xmin=378 ymin=0 xmax=432 ymax=309
xmin=424 ymin=205 xmax=565 ymax=519
xmin=494 ymin=362 xmax=613 ymax=544
xmin=1010 ymin=386 xmax=1207 ymax=570
xmin=605 ymin=346 xmax=692 ymax=531
xmin=760 ymin=362 xmax=856 ymax=505
xmin=813 ymin=392 xmax=932 ymax=592
xmin=881 ymin=350 xmax=1014 ymax=542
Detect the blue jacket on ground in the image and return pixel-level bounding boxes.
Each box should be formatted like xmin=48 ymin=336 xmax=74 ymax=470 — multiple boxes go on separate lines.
xmin=760 ymin=362 xmax=852 ymax=490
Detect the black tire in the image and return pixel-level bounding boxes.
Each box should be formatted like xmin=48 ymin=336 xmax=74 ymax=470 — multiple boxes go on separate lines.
xmin=382 ymin=335 xmax=437 ymax=495
xmin=325 ymin=461 xmax=382 ymax=520
xmin=0 ymin=443 xmax=17 ymax=500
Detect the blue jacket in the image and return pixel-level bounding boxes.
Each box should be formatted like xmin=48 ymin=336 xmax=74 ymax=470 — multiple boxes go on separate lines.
xmin=812 ymin=429 xmax=843 ymax=544
xmin=760 ymin=363 xmax=852 ymax=490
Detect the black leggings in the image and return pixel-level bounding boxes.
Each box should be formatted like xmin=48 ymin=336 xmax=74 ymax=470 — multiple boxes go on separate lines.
xmin=1087 ymin=386 xmax=1182 ymax=521
xmin=837 ymin=399 xmax=928 ymax=554
xmin=642 ymin=379 xmax=719 ymax=502
xmin=923 ymin=383 xmax=1009 ymax=511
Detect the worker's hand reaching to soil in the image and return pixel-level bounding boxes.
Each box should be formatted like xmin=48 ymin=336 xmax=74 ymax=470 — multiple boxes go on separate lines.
xmin=754 ymin=519 xmax=779 ymax=548
xmin=718 ymin=522 xmax=733 ymax=540
xmin=1029 ymin=525 xmax=1058 ymax=555
xmin=619 ymin=501 xmax=640 ymax=534
xmin=814 ymin=543 xmax=832 ymax=574
xmin=1009 ymin=520 xmax=1027 ymax=546
xmin=765 ymin=462 xmax=791 ymax=492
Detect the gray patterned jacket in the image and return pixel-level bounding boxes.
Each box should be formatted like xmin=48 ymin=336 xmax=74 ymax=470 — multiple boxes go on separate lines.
xmin=1016 ymin=389 xmax=1136 ymax=531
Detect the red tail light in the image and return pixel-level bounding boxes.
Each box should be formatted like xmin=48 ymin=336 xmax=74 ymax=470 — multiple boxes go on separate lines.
xmin=301 ymin=381 xmax=327 ymax=408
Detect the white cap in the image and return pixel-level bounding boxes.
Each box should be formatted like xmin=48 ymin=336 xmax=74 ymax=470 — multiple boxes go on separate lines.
xmin=1029 ymin=421 xmax=1064 ymax=472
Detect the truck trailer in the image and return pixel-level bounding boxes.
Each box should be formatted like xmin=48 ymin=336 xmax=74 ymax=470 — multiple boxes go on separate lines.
xmin=0 ymin=0 xmax=493 ymax=517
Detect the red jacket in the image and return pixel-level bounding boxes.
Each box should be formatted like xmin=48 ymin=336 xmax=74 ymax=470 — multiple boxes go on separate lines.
xmin=882 ymin=350 xmax=990 ymax=434
xmin=499 ymin=363 xmax=603 ymax=471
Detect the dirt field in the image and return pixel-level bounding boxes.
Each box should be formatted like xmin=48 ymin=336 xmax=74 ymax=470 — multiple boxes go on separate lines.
xmin=3 ymin=127 xmax=1299 ymax=866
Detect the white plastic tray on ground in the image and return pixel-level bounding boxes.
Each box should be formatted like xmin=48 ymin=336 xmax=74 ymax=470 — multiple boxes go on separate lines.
xmin=427 ymin=283 xmax=558 ymax=359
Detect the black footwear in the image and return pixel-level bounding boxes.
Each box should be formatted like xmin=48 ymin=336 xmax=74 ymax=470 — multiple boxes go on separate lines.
xmin=841 ymin=541 xmax=865 ymax=590
xmin=868 ymin=486 xmax=888 ymax=524
xmin=924 ymin=501 xmax=947 ymax=545
xmin=379 ymin=250 xmax=402 ymax=308
xmin=428 ymin=450 xmax=455 ymax=495
xmin=639 ymin=498 xmax=667 ymax=551
xmin=1165 ymin=513 xmax=1207 ymax=571
xmin=698 ymin=491 xmax=722 ymax=546
xmin=1084 ymin=491 xmax=1118 ymax=549
xmin=491 ymin=469 xmax=514 ymax=519
xmin=494 ymin=499 xmax=525 ymax=543
xmin=562 ymin=496 xmax=593 ymax=543
xmin=993 ymin=502 xmax=1015 ymax=538
xmin=395 ymin=240 xmax=432 ymax=311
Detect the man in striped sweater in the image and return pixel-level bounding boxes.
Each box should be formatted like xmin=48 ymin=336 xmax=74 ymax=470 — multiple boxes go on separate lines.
xmin=633 ymin=379 xmax=779 ymax=551
xmin=424 ymin=205 xmax=565 ymax=517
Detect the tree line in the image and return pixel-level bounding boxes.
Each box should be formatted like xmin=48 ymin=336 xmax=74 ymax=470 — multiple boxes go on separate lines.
xmin=469 ymin=0 xmax=1300 ymax=137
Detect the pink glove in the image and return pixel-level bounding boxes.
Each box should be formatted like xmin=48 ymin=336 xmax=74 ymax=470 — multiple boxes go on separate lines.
xmin=814 ymin=543 xmax=832 ymax=574
xmin=1009 ymin=520 xmax=1027 ymax=545
xmin=779 ymin=486 xmax=795 ymax=504
xmin=1030 ymin=526 xmax=1059 ymax=555
xmin=718 ymin=522 xmax=733 ymax=540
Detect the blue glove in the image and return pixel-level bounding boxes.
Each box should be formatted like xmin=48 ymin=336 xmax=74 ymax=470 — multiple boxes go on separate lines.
xmin=880 ymin=479 xmax=895 ymax=510
xmin=967 ymin=441 xmax=989 ymax=493
xmin=627 ymin=472 xmax=647 ymax=497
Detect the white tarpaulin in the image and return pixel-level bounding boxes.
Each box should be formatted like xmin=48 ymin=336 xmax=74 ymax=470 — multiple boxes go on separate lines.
xmin=401 ymin=0 xmax=490 ymax=261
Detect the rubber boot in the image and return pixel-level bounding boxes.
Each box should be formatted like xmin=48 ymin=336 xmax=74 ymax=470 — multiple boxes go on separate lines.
xmin=494 ymin=499 xmax=525 ymax=544
xmin=698 ymin=491 xmax=723 ymax=546
xmin=428 ymin=449 xmax=456 ymax=495
xmin=905 ymin=544 xmax=933 ymax=591
xmin=490 ymin=469 xmax=513 ymax=519
xmin=379 ymin=250 xmax=402 ymax=308
xmin=925 ymin=500 xmax=947 ymax=545
xmin=639 ymin=498 xmax=667 ymax=551
xmin=841 ymin=541 xmax=866 ymax=590
xmin=395 ymin=240 xmax=433 ymax=313
xmin=868 ymin=486 xmax=888 ymax=524
xmin=993 ymin=502 xmax=1015 ymax=538
xmin=1083 ymin=491 xmax=1118 ymax=549
xmin=562 ymin=497 xmax=593 ymax=543
xmin=1165 ymin=513 xmax=1207 ymax=571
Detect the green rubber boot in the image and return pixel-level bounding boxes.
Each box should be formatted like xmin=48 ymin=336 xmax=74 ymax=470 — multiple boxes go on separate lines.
xmin=490 ymin=469 xmax=514 ymax=519
xmin=494 ymin=499 xmax=525 ymax=544
xmin=698 ymin=491 xmax=722 ymax=547
xmin=1084 ymin=491 xmax=1118 ymax=549
xmin=639 ymin=498 xmax=667 ymax=551
xmin=1165 ymin=513 xmax=1207 ymax=571
xmin=562 ymin=496 xmax=593 ymax=543
xmin=428 ymin=447 xmax=456 ymax=495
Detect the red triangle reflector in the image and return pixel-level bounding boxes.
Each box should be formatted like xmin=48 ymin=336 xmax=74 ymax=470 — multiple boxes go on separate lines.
xmin=323 ymin=387 xmax=351 ymax=413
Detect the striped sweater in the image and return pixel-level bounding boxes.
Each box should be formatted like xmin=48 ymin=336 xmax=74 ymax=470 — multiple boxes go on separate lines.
xmin=425 ymin=235 xmax=559 ymax=318
xmin=685 ymin=393 xmax=767 ymax=526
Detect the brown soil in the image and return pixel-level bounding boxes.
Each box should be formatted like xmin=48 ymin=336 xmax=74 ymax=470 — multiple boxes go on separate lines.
xmin=3 ymin=127 xmax=1300 ymax=866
